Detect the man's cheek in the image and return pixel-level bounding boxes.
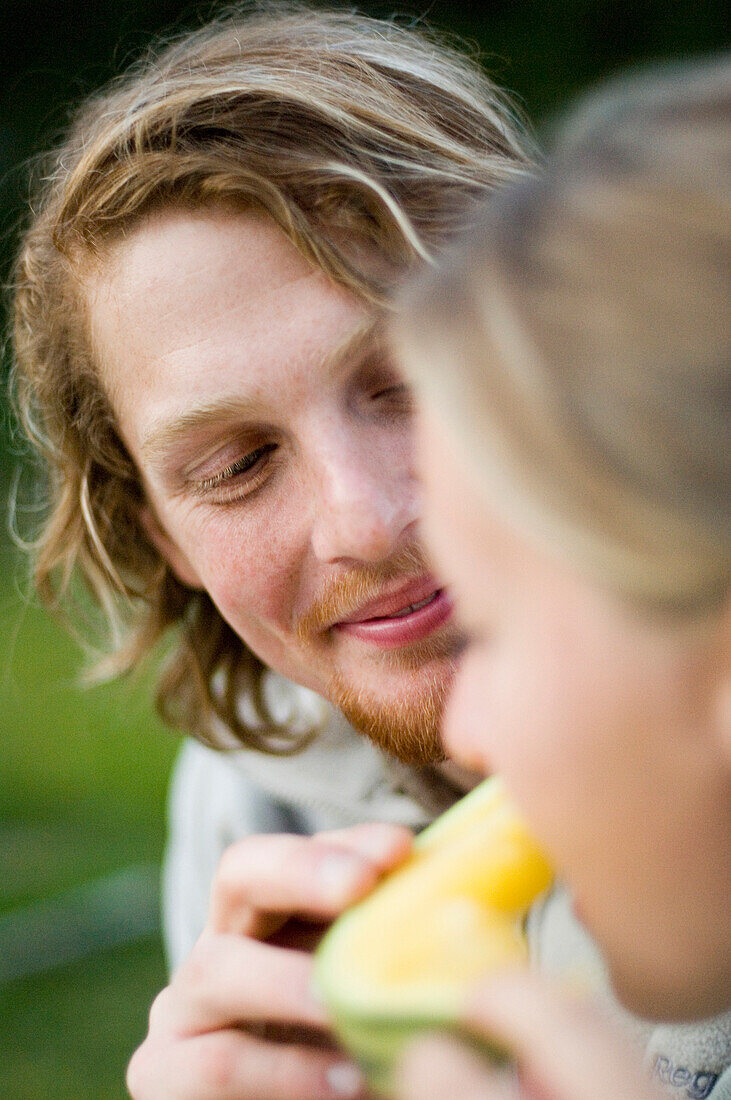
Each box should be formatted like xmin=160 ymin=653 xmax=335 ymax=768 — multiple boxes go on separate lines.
xmin=210 ymin=572 xmax=293 ymax=647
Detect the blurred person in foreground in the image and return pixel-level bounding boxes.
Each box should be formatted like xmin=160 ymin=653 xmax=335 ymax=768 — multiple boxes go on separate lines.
xmin=391 ymin=57 xmax=731 ymax=1100
xmin=10 ymin=4 xmax=534 ymax=1097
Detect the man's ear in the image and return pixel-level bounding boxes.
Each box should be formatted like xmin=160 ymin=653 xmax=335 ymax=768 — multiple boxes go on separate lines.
xmin=139 ymin=505 xmax=203 ymax=590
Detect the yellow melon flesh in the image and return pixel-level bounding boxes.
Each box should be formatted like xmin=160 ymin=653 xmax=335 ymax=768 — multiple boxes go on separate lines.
xmin=315 ymin=776 xmax=553 ymax=1094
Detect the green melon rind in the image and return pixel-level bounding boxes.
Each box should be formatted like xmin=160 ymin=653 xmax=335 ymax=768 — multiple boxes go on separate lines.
xmin=331 ymin=1010 xmax=508 ymax=1097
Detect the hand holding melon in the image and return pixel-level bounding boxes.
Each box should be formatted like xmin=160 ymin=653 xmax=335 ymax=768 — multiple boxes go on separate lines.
xmin=314 ymin=776 xmax=553 ymax=1096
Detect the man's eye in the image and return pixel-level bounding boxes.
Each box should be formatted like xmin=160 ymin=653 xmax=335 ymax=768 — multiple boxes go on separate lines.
xmin=195 ymin=443 xmax=277 ymax=496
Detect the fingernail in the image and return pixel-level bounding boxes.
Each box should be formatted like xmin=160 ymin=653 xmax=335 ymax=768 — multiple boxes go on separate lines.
xmin=350 ymin=824 xmax=411 ymax=864
xmin=319 ymin=852 xmax=366 ymax=903
xmin=326 ymin=1061 xmax=365 ymax=1097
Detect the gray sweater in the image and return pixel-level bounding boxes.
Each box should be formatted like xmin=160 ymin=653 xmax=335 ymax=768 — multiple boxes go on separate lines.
xmin=162 ymin=675 xmax=730 ymax=1099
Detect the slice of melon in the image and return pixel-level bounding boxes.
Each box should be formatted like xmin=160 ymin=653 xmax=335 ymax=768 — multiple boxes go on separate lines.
xmin=314 ymin=776 xmax=553 ymax=1095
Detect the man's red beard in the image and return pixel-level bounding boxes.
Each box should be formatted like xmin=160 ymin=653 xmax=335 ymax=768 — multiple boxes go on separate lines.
xmin=295 ymin=545 xmax=462 ymax=764
xmin=328 ymin=659 xmax=453 ymax=765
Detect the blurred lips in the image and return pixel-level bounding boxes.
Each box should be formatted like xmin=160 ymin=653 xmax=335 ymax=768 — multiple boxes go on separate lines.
xmin=335 ymin=576 xmax=453 ymax=648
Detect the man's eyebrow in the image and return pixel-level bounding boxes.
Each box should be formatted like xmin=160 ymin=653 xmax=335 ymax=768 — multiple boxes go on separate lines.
xmin=140 ymin=396 xmax=260 ymax=464
xmin=140 ymin=317 xmax=381 ymax=464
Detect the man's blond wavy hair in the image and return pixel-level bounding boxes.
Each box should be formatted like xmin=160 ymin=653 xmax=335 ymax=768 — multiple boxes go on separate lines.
xmin=10 ymin=1 xmax=532 ymax=752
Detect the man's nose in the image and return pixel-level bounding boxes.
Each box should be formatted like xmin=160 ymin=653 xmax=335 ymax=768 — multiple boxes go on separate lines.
xmin=309 ymin=429 xmax=418 ymax=564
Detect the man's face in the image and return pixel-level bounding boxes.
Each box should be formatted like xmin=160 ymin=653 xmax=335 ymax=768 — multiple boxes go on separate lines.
xmin=87 ymin=206 xmax=461 ymax=762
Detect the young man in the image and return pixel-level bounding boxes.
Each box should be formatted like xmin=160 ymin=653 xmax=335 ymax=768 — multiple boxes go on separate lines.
xmin=12 ymin=6 xmax=531 ymax=1097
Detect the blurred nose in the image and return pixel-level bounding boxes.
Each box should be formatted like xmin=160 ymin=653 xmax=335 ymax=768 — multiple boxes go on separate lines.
xmin=309 ymin=424 xmax=417 ymax=565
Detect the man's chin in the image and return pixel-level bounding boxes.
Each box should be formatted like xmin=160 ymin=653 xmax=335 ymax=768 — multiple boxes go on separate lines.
xmin=328 ymin=667 xmax=452 ymax=766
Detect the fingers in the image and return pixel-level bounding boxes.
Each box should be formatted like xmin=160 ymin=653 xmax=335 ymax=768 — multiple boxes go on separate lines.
xmin=465 ymin=972 xmax=661 ymax=1100
xmin=127 ymin=1026 xmax=367 ymax=1100
xmin=209 ymin=824 xmax=413 ymax=938
xmin=127 ymin=825 xmax=414 ymax=1100
xmin=397 ymin=1033 xmax=517 ymax=1100
xmin=396 ymin=973 xmax=662 ymax=1100
xmin=159 ymin=932 xmax=328 ymax=1035
xmin=128 ymin=930 xmax=368 ymax=1100
xmin=318 ymin=823 xmax=414 ymax=866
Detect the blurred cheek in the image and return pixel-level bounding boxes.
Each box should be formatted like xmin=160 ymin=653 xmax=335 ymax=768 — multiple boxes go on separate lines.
xmin=416 ymin=411 xmax=462 ymax=581
xmin=442 ymin=647 xmax=493 ymax=773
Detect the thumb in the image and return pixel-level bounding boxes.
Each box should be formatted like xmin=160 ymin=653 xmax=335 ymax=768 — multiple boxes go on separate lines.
xmin=465 ymin=972 xmax=661 ymax=1100
xmin=396 ymin=1032 xmax=518 ymax=1100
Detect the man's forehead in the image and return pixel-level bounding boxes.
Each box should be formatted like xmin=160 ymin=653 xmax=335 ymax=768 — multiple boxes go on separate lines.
xmin=86 ymin=204 xmax=380 ymax=449
xmin=90 ymin=208 xmax=319 ymax=334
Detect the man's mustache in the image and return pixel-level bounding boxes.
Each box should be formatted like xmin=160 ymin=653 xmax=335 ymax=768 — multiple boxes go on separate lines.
xmin=295 ymin=544 xmax=432 ymax=642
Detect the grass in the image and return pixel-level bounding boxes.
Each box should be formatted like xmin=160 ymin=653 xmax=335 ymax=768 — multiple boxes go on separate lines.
xmin=0 ymin=941 xmax=168 ymax=1100
xmin=0 ymin=543 xmax=181 ymax=1099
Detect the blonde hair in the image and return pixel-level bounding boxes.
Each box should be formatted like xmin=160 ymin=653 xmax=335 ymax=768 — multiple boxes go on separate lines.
xmin=395 ymin=58 xmax=730 ymax=615
xmin=10 ymin=1 xmax=533 ymax=751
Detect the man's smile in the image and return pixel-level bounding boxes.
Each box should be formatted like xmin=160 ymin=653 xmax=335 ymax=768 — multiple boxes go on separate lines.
xmin=334 ymin=577 xmax=454 ymax=648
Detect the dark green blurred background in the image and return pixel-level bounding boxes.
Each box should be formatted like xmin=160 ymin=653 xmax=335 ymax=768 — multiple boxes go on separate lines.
xmin=0 ymin=2 xmax=726 ymax=1097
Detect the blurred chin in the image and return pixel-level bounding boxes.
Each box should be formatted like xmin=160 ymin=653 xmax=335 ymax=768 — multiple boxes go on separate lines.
xmin=609 ymin=951 xmax=727 ymax=1024
xmin=441 ymin=716 xmax=488 ymax=774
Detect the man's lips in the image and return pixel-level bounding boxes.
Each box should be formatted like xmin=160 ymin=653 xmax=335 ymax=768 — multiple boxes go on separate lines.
xmin=334 ymin=577 xmax=454 ymax=648
xmin=338 ymin=575 xmax=442 ymax=624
